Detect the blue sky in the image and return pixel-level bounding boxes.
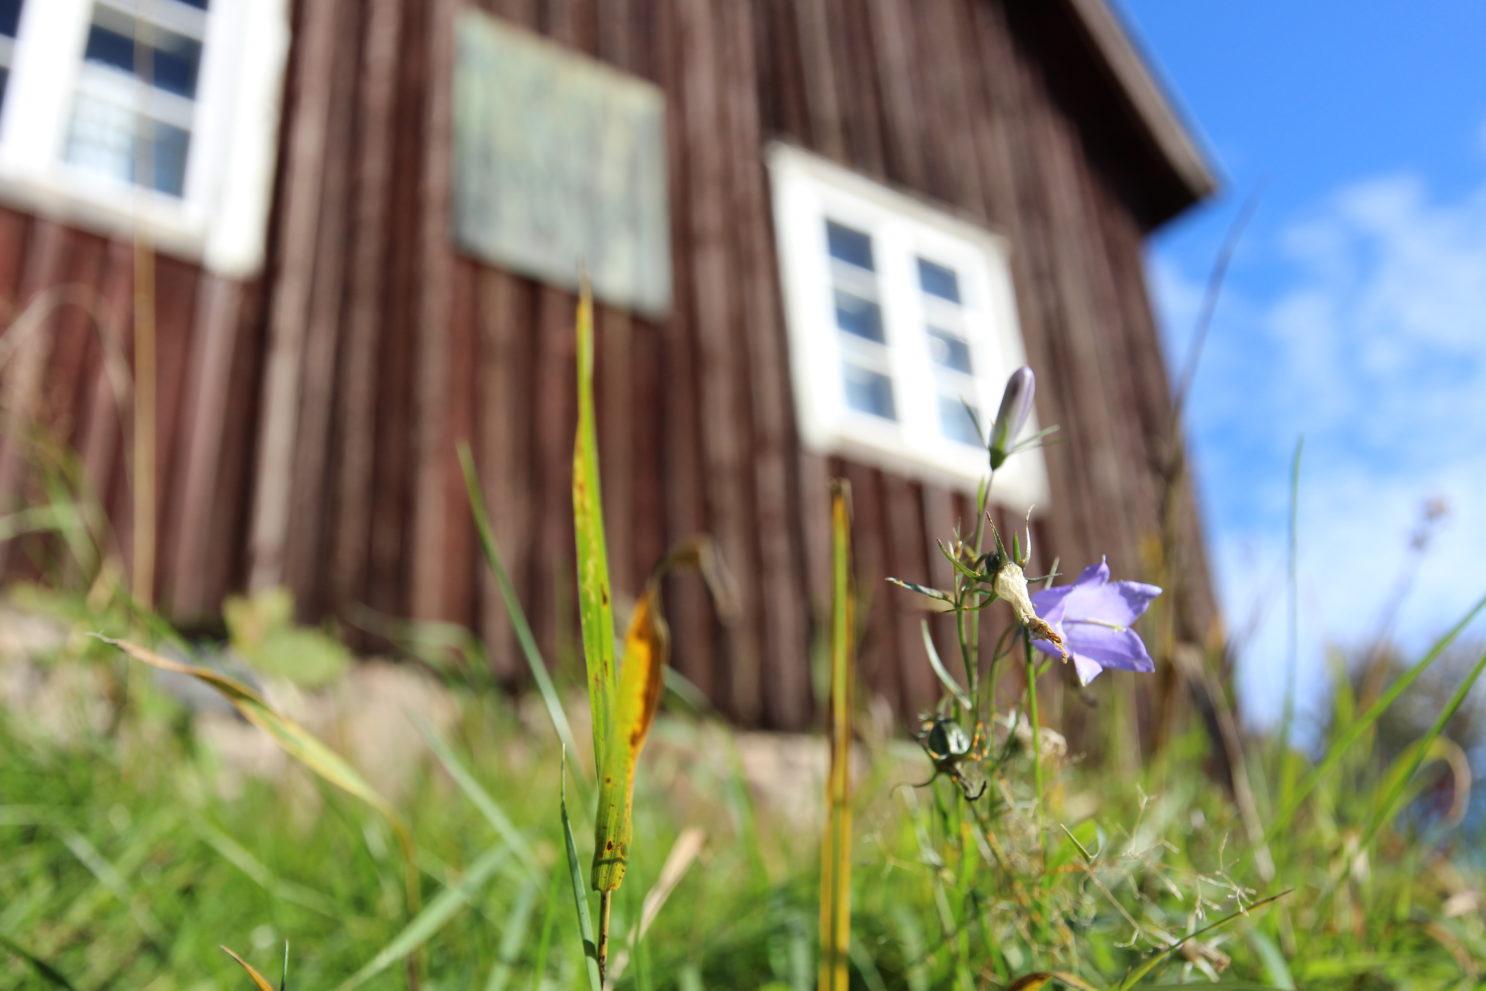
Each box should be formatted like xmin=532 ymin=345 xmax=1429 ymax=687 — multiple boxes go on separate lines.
xmin=1115 ymin=1 xmax=1486 ymax=730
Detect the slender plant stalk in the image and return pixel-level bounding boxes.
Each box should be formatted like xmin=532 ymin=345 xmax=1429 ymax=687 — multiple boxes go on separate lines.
xmin=130 ymin=241 xmax=156 ymax=609
xmin=1023 ymin=635 xmax=1044 ymax=814
xmin=1023 ymin=633 xmax=1052 ymax=929
xmin=597 ymin=891 xmax=612 ymax=983
xmin=818 ymin=480 xmax=854 ymax=991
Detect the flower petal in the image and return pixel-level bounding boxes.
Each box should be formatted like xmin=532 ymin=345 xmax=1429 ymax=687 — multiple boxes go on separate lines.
xmin=1074 ymin=557 xmax=1110 ymax=587
xmin=1111 ymin=580 xmax=1162 ymax=623
xmin=1029 ymin=582 xmax=1078 ymax=623
xmin=1065 ymin=579 xmax=1159 ymax=629
xmin=1065 ymin=624 xmax=1155 ymax=673
xmin=1071 ymin=653 xmax=1106 ymax=686
xmin=1031 ymin=632 xmax=1066 ymax=663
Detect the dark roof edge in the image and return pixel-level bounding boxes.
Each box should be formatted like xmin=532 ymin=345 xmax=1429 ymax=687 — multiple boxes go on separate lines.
xmin=1061 ymin=0 xmax=1219 ymax=213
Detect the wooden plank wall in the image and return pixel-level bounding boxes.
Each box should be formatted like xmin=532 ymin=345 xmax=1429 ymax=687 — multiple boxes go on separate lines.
xmin=0 ymin=0 xmax=1217 ymax=734
xmin=0 ymin=217 xmax=264 ymax=616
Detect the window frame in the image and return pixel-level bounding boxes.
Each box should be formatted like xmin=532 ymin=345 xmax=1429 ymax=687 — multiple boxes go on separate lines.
xmin=0 ymin=0 xmax=289 ymax=277
xmin=767 ymin=142 xmax=1049 ymax=508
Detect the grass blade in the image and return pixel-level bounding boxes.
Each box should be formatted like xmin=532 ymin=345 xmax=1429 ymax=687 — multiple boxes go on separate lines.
xmin=336 ymin=845 xmax=509 ymax=990
xmin=603 ymin=827 xmax=707 ymax=989
xmin=195 ymin=821 xmax=339 ymax=917
xmin=592 ymin=580 xmax=667 ymax=893
xmin=571 ymin=282 xmax=617 ymax=780
xmin=529 ymin=866 xmax=564 ymax=990
xmin=93 ymin=634 xmax=423 ymax=976
xmin=1359 ymin=645 xmax=1486 ymax=850
xmin=1261 ymin=592 xmax=1486 ymax=849
xmin=920 ymin=619 xmax=972 ymax=711
xmin=1115 ymin=890 xmax=1290 ymax=990
xmin=458 ymin=442 xmax=580 ymax=760
xmin=561 ymin=750 xmax=605 ymax=991
xmin=589 ymin=539 xmax=719 ymax=898
xmin=221 ymin=946 xmax=276 ymax=991
xmin=0 ymin=933 xmax=79 ymax=989
xmin=483 ymin=878 xmax=540 ymax=991
xmin=819 ymin=480 xmax=854 ymax=991
xmin=416 ymin=717 xmax=538 ymax=873
xmin=59 ymin=829 xmax=163 ymax=941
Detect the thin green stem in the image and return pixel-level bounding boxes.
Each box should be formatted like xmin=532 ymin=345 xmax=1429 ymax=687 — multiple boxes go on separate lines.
xmin=1023 ymin=634 xmax=1044 ymax=815
xmin=597 ymin=890 xmax=612 ymax=984
xmin=957 ymin=474 xmax=994 ymax=706
xmin=1022 ymin=633 xmax=1051 ymax=932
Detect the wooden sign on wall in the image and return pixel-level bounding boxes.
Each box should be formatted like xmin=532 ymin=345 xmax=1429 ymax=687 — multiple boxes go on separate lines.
xmin=452 ymin=9 xmax=672 ymax=317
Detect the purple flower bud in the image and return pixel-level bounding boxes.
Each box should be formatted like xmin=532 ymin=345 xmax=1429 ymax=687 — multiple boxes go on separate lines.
xmin=988 ymin=366 xmax=1035 ymax=469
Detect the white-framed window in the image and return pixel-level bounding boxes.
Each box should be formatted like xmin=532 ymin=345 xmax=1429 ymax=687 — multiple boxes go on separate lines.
xmin=767 ymin=142 xmax=1049 ymax=508
xmin=0 ymin=0 xmax=289 ymax=277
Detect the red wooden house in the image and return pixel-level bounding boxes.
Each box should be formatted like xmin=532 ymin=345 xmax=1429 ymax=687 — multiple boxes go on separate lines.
xmin=0 ymin=0 xmax=1218 ymax=729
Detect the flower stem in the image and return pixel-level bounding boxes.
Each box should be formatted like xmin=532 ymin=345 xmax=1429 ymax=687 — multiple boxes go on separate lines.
xmin=597 ymin=890 xmax=612 ymax=983
xmin=1022 ymin=633 xmax=1052 ymax=932
xmin=1023 ymin=634 xmax=1044 ymax=815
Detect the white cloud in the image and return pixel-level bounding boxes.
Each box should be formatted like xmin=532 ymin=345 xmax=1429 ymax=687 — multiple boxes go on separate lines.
xmin=1150 ymin=170 xmax=1486 ymax=733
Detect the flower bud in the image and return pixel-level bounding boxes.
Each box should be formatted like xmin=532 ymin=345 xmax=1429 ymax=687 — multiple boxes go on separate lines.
xmin=988 ymin=366 xmax=1035 ymax=469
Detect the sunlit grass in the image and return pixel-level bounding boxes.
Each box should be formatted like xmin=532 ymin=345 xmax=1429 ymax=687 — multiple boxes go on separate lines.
xmin=1 ymin=287 xmax=1483 ymax=990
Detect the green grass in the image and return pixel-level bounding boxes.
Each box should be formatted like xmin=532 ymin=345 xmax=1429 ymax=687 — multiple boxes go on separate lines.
xmin=1 ymin=598 xmax=1483 ymax=989
xmin=3 ymin=289 xmax=1482 ymax=988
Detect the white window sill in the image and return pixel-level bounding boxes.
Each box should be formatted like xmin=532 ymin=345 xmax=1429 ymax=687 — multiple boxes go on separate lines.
xmin=0 ymin=164 xmax=210 ymax=261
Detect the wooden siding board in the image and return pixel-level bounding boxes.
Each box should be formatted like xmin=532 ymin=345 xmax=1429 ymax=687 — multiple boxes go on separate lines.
xmin=474 ymin=270 xmax=537 ymax=681
xmin=37 ymin=234 xmax=106 ymax=447
xmin=676 ymin=0 xmax=766 ymax=722
xmin=865 ymin=0 xmax=927 ymax=186
xmin=411 ymin=0 xmax=458 ymax=624
xmin=764 ymin=0 xmax=842 ymax=660
xmin=0 ymin=222 xmax=68 ymax=575
xmin=0 ymin=209 xmax=31 ymax=315
xmin=443 ymin=257 xmax=479 ymax=632
xmin=530 ymin=283 xmax=577 ymax=674
xmin=719 ymin=0 xmax=812 ymax=728
xmin=880 ymin=473 xmax=940 ymax=714
xmin=164 ymin=274 xmax=242 ymax=617
xmin=654 ymin=0 xmax=714 ymax=700
xmin=76 ymin=241 xmax=134 ymax=560
xmin=203 ymin=281 xmax=267 ymax=604
xmin=284 ymin=0 xmax=362 ymax=617
xmin=246 ymin=0 xmax=343 ymax=594
xmin=331 ymin=0 xmax=401 ymax=619
xmin=147 ymin=256 xmax=201 ymax=605
xmin=367 ymin=0 xmax=428 ymax=625
xmin=840 ymin=461 xmax=901 ymax=715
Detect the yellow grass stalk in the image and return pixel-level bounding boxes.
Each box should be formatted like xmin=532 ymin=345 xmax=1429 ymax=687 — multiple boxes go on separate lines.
xmin=819 ymin=480 xmax=854 ymax=991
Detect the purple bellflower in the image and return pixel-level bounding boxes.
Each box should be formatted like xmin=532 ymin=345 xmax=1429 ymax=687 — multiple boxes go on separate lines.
xmin=1029 ymin=558 xmax=1161 ymax=687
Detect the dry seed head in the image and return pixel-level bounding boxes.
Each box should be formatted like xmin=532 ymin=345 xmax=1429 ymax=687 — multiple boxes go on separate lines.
xmin=991 ymin=558 xmax=1068 ymax=661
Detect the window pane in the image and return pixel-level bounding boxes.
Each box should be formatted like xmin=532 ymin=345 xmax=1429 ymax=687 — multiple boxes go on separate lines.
xmin=826 ymin=220 xmax=875 ymax=271
xmin=85 ymin=11 xmax=203 ymax=99
xmin=927 ymin=326 xmax=972 ymax=374
xmin=918 ymin=258 xmax=961 ymax=304
xmin=834 ymin=288 xmax=884 ymax=343
xmin=65 ymin=92 xmax=190 ymax=196
xmin=0 ymin=0 xmax=21 ymax=39
xmin=843 ymin=363 xmax=896 ymax=421
xmin=938 ymin=395 xmax=982 ymax=446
